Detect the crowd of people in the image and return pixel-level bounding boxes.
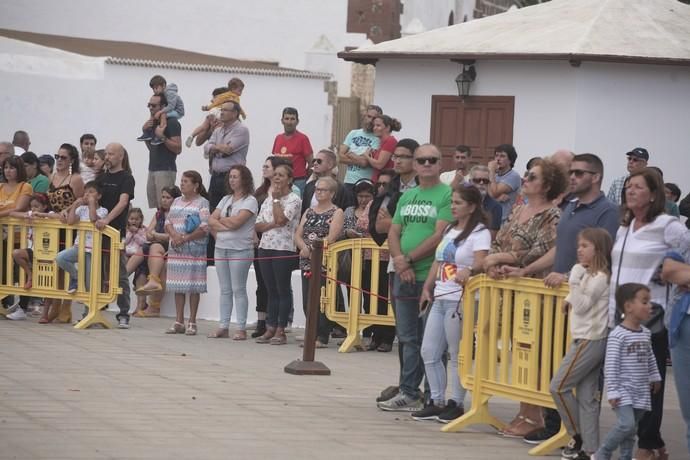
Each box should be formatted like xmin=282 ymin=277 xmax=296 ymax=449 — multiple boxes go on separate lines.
xmin=1 ymin=74 xmax=690 ymax=460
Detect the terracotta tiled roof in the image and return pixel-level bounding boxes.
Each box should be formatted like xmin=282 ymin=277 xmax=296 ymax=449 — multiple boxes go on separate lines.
xmin=0 ymin=28 xmax=331 ymax=79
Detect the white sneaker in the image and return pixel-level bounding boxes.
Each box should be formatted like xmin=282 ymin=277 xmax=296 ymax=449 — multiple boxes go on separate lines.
xmin=7 ymin=306 xmax=27 ymax=320
xmin=185 ymin=136 xmax=194 ymax=148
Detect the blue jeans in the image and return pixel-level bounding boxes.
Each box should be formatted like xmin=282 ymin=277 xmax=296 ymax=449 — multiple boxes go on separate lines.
xmin=215 ymin=247 xmax=253 ymax=330
xmin=392 ymin=275 xmax=426 ymax=398
xmin=671 ymin=314 xmax=690 ymax=456
xmin=421 ymin=298 xmax=465 ymax=405
xmin=56 ymin=246 xmax=92 ymax=291
xmin=596 ymin=405 xmax=646 ymax=460
xmin=258 ymin=248 xmax=296 ymax=328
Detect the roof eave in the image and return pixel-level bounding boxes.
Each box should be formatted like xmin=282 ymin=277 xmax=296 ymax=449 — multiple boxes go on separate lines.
xmin=337 ymin=51 xmax=690 ymax=67
xmin=106 ymin=57 xmax=332 ymax=80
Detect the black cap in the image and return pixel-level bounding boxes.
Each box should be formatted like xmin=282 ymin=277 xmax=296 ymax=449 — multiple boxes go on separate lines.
xmin=626 ymin=147 xmax=649 ymax=161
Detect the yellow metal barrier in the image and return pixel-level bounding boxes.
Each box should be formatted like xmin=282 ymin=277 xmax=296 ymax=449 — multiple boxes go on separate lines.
xmin=442 ymin=274 xmax=571 ymax=456
xmin=322 ymin=238 xmax=394 ymax=352
xmin=0 ymin=217 xmax=122 ymax=329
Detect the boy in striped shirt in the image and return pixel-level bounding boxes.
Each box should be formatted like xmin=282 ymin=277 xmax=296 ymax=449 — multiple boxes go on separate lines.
xmin=594 ymin=283 xmax=661 ymax=460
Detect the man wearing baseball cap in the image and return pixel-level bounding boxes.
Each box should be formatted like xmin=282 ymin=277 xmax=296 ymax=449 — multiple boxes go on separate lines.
xmin=606 ymin=147 xmax=649 ymax=204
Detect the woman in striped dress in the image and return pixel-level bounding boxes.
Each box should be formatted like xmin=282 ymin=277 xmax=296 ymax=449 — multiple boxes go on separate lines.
xmin=164 ymin=171 xmax=210 ymax=336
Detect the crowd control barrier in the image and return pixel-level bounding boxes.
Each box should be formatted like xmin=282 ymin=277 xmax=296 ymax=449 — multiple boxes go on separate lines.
xmin=0 ymin=217 xmax=122 ymax=329
xmin=442 ymin=274 xmax=571 ymax=456
xmin=321 ymin=238 xmax=394 ymax=352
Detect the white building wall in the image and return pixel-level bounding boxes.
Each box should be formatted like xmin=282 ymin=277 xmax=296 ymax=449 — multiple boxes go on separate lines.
xmin=373 ymin=59 xmax=578 ymax=172
xmin=0 ymin=0 xmax=367 ymax=96
xmin=573 ymin=62 xmax=690 ymax=190
xmin=0 ymin=41 xmax=332 ymax=213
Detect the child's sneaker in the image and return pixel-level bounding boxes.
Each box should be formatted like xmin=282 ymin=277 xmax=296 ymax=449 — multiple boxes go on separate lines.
xmin=185 ymin=136 xmax=194 ymax=148
xmin=149 ymin=137 xmax=164 ymax=146
xmin=67 ymin=279 xmax=78 ymax=294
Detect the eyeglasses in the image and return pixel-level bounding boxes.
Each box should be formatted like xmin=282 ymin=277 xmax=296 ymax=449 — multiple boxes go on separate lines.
xmin=54 ymin=154 xmax=70 ymax=160
xmin=415 ymin=157 xmax=440 ymax=165
xmin=525 ymin=172 xmax=539 ymax=182
xmin=312 ymin=158 xmax=323 ymax=165
xmin=314 ymin=187 xmax=332 ymax=193
xmin=568 ymin=169 xmax=596 ymax=178
xmin=392 ymin=154 xmax=413 ymax=161
xmin=471 ymin=178 xmax=490 ymax=185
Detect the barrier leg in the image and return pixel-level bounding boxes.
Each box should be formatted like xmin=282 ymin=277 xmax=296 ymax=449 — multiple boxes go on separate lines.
xmin=527 ymin=424 xmax=569 ymax=456
xmin=73 ymin=302 xmax=111 ymax=330
xmin=441 ymin=393 xmax=505 ymax=433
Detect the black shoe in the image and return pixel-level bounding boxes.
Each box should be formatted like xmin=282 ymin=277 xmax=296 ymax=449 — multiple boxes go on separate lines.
xmin=437 ymin=399 xmax=464 ymax=423
xmin=411 ymin=401 xmax=445 ymax=421
xmin=375 ymin=385 xmax=399 ymax=403
xmin=561 ymin=435 xmax=583 ymax=459
xmin=251 ymin=320 xmax=266 ymax=339
xmin=149 ymin=137 xmax=164 ymax=146
xmin=523 ymin=426 xmax=559 ymax=444
xmin=136 ymin=134 xmax=153 ymax=141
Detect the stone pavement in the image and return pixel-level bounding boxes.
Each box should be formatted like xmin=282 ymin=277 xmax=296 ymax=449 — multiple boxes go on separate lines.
xmin=0 ymin=313 xmax=686 ymax=460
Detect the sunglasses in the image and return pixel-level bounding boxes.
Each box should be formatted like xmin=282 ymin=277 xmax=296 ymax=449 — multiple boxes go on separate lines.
xmin=415 ymin=157 xmax=440 ymax=165
xmin=54 ymin=154 xmax=70 ymax=160
xmin=568 ymin=169 xmax=596 ymax=178
xmin=525 ymin=172 xmax=539 ymax=182
xmin=376 ymin=182 xmax=390 ymax=188
xmin=471 ymin=178 xmax=490 ymax=185
xmin=312 ymin=158 xmax=323 ymax=165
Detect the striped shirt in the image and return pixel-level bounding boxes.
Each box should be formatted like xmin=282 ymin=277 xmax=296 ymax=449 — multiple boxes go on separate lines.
xmin=604 ymin=325 xmax=661 ymax=411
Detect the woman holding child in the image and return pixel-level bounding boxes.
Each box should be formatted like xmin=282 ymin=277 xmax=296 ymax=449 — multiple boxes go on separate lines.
xmin=164 ymin=171 xmax=210 ymax=336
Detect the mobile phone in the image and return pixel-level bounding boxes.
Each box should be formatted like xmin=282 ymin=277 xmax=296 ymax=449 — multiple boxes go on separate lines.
xmin=419 ymin=299 xmax=430 ymax=317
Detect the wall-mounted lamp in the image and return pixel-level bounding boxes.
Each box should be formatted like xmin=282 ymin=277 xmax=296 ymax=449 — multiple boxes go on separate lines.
xmin=455 ymin=64 xmax=476 ymax=98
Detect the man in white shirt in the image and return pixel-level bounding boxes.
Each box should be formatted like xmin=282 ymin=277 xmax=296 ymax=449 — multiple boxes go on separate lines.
xmin=440 ymin=145 xmax=471 ymax=189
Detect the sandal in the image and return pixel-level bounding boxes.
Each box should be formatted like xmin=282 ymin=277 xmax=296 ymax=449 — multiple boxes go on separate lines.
xmin=208 ymin=328 xmax=229 ymax=339
xmin=165 ymin=322 xmax=185 ymax=334
xmin=255 ymin=327 xmax=276 ymax=344
xmin=269 ymin=334 xmax=287 ymax=345
xmin=232 ymin=330 xmax=247 ymax=341
xmin=185 ymin=322 xmax=197 ymax=336
xmin=501 ymin=417 xmax=543 ymax=438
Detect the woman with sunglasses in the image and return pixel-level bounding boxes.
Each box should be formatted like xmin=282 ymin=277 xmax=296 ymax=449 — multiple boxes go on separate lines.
xmin=483 ymin=157 xmax=567 ymax=438
xmin=207 ymin=165 xmax=258 ymax=340
xmin=42 ymin=143 xmax=84 ymax=323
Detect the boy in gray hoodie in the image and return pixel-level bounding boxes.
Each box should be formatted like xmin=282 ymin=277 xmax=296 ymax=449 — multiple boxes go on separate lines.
xmin=137 ymin=74 xmax=185 ymax=145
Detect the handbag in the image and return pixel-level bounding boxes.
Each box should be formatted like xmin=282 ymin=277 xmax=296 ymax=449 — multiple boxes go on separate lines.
xmin=614 ymin=225 xmax=667 ymax=334
xmin=184 ymin=213 xmax=201 ymax=233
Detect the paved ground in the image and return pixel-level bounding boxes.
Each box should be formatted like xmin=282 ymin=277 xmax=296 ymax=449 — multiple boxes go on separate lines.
xmin=0 ymin=312 xmax=686 ymax=460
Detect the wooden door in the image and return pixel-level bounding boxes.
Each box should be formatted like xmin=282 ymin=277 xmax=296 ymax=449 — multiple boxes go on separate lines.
xmin=430 ymin=96 xmax=514 ymax=171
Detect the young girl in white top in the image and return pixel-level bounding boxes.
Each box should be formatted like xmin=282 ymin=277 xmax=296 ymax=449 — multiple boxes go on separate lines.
xmin=413 ymin=185 xmax=491 ymax=423
xmin=550 ymin=228 xmax=612 ymax=460
xmin=594 ymin=283 xmax=661 ymax=460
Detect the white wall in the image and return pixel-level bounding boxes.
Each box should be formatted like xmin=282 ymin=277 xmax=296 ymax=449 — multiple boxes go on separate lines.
xmin=0 ymin=40 xmax=332 ymax=213
xmin=0 ymin=0 xmax=367 ymax=96
xmin=573 ymin=62 xmax=690 ymax=190
xmin=372 ymin=59 xmax=578 ymax=173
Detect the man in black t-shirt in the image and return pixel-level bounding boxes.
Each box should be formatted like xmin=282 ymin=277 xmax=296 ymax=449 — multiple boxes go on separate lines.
xmin=143 ymin=93 xmax=182 ymax=209
xmin=95 ymin=142 xmax=136 ymax=329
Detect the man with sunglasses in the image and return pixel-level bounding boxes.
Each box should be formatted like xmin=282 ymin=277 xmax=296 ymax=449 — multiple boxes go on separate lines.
xmin=300 ymin=149 xmax=351 ymax=216
xmin=378 ymin=143 xmax=453 ymax=412
xmin=469 ymin=165 xmax=502 ymax=239
xmin=607 ymin=147 xmax=649 ymax=205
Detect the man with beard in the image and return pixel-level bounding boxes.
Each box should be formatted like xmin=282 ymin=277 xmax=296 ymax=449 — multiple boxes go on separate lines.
xmin=338 ymin=105 xmax=383 ymax=196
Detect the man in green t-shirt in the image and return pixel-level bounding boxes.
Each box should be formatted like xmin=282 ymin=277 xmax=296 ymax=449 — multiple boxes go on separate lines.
xmin=20 ymin=152 xmax=49 ymax=193
xmin=378 ymin=143 xmax=452 ymax=412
